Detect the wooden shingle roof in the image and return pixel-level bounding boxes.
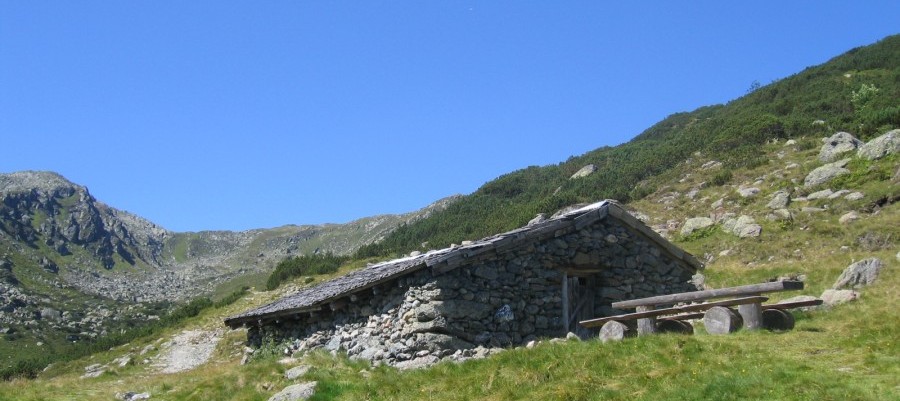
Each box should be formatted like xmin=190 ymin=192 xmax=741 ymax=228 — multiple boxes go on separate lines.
xmin=224 ymin=200 xmax=701 ymax=327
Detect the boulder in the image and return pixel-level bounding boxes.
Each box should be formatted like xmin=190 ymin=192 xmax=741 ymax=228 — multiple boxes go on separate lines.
xmin=820 ymin=289 xmax=859 ymax=306
xmin=833 ymin=258 xmax=883 ymax=289
xmin=737 ymin=187 xmax=760 ymax=198
xmin=857 ymin=129 xmax=900 ymax=160
xmin=527 ymin=214 xmax=547 ymax=226
xmin=766 ymin=209 xmax=793 ymax=222
xmin=722 ymin=215 xmax=761 ymax=238
xmin=284 ymin=365 xmax=310 ymax=380
xmin=838 ymin=212 xmax=860 ymax=225
xmin=414 ymin=333 xmax=474 ymax=352
xmin=116 ymin=392 xmax=151 ymax=401
xmin=819 ymin=132 xmax=862 ymax=162
xmin=844 ymin=192 xmax=865 ymax=201
xmin=804 ymin=158 xmax=851 ymax=188
xmin=681 ymin=217 xmax=715 ymax=236
xmin=569 ymin=164 xmax=597 ymax=179
xmin=80 ymin=363 xmax=105 ymax=379
xmin=806 ymin=189 xmax=834 ymax=200
xmin=395 ymin=355 xmax=440 ymax=370
xmin=268 ymin=382 xmax=317 ymax=401
xmin=701 ymin=161 xmax=723 ymax=169
xmin=767 ymin=191 xmax=791 ymax=209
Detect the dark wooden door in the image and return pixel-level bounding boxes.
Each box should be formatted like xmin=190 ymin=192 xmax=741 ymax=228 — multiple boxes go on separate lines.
xmin=562 ymin=273 xmax=596 ymax=338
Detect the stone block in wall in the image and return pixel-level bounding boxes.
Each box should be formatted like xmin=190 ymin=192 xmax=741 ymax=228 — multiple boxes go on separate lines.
xmin=436 ymin=299 xmax=492 ymax=320
xmin=473 ymin=265 xmax=499 ymax=280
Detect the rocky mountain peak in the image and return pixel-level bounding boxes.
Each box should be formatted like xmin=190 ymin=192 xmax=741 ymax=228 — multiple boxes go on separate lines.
xmin=0 ymin=170 xmax=83 ymax=196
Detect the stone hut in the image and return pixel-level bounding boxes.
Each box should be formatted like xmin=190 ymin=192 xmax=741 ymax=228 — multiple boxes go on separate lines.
xmin=225 ymin=201 xmax=701 ymax=365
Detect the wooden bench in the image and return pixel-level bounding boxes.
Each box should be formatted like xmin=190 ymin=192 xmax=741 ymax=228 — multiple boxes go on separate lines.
xmin=580 ymin=281 xmax=819 ymax=341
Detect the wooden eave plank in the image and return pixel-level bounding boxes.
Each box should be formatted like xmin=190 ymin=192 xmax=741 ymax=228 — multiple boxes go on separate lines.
xmin=573 ymin=209 xmax=601 ymax=230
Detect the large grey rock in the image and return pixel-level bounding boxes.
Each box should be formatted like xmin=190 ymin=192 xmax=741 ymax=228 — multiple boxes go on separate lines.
xmin=395 ymin=355 xmax=440 ymax=370
xmin=722 ymin=215 xmax=761 ymax=238
xmin=116 ymin=392 xmax=151 ymax=401
xmin=414 ymin=333 xmax=474 ymax=352
xmin=569 ymin=164 xmax=596 ymax=179
xmin=766 ymin=208 xmax=793 ymax=222
xmin=80 ymin=363 xmax=105 ymax=379
xmin=681 ymin=217 xmax=715 ymax=236
xmin=833 ymin=258 xmax=883 ymax=289
xmin=284 ymin=365 xmax=310 ymax=380
xmin=804 ymin=158 xmax=851 ymax=188
xmin=838 ymin=212 xmax=860 ymax=225
xmin=857 ymin=129 xmax=900 ymax=160
xmin=820 ymin=289 xmax=859 ymax=306
xmin=806 ymin=189 xmax=834 ymax=200
xmin=819 ymin=132 xmax=862 ymax=162
xmin=737 ymin=187 xmax=760 ymax=198
xmin=767 ymin=191 xmax=791 ymax=209
xmin=268 ymin=382 xmax=317 ymax=401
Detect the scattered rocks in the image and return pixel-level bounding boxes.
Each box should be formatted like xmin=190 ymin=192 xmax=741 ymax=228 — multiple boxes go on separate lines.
xmin=819 ymin=132 xmax=862 ymax=162
xmin=833 ymin=258 xmax=883 ymax=289
xmin=268 ymin=382 xmax=317 ymax=401
xmin=767 ymin=191 xmax=791 ymax=209
xmin=569 ymin=165 xmax=597 ymax=179
xmin=804 ymin=158 xmax=851 ymax=188
xmin=681 ymin=217 xmax=715 ymax=236
xmin=820 ymin=289 xmax=860 ymax=306
xmin=838 ymin=212 xmax=860 ymax=225
xmin=857 ymin=129 xmax=900 ymax=160
xmin=844 ymin=192 xmax=865 ymax=201
xmin=722 ymin=215 xmax=761 ymax=238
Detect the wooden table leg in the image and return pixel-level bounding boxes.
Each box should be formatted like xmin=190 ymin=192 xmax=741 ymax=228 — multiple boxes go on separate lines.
xmin=636 ymin=306 xmax=657 ymax=335
xmin=738 ymin=302 xmax=763 ymax=331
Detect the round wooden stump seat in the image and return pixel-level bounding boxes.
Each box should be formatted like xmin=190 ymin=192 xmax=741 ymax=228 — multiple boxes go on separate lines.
xmin=703 ymin=306 xmax=743 ymax=334
xmin=762 ymin=309 xmax=796 ymax=331
xmin=599 ymin=321 xmax=635 ymax=342
xmin=656 ymin=319 xmax=694 ymax=334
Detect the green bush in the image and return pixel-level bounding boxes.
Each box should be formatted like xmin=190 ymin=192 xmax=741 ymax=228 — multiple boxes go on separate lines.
xmin=266 ymin=253 xmax=348 ymax=290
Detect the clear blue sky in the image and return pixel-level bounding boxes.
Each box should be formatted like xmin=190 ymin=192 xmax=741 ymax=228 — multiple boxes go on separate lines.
xmin=2 ymin=2 xmax=898 ymax=232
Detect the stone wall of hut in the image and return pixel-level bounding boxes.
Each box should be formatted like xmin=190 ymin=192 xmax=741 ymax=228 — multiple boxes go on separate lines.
xmin=248 ymin=218 xmax=697 ymax=366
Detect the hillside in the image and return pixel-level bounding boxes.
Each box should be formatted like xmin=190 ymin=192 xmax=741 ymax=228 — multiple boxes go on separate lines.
xmin=355 ymin=34 xmax=900 ymax=259
xmin=1 ymin=34 xmax=898 ymax=400
xmin=1 ymin=126 xmax=896 ymax=400
xmin=0 ymin=171 xmax=456 ymax=376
